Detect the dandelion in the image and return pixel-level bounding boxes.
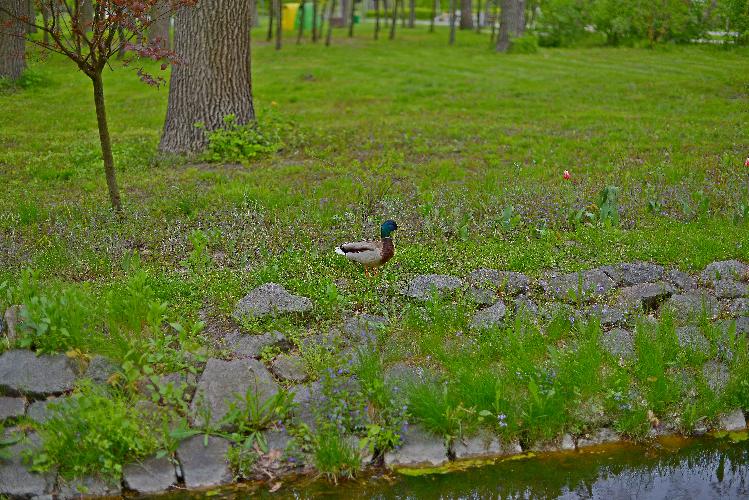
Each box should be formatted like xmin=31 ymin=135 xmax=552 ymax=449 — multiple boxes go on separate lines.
xmin=563 ymin=170 xmax=571 ymax=180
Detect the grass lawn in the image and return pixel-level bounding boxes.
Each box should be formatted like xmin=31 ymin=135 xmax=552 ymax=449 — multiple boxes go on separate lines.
xmin=1 ymin=24 xmax=749 ymax=481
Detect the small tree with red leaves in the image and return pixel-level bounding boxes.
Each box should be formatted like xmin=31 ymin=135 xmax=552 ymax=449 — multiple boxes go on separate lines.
xmin=0 ymin=0 xmax=196 ymax=211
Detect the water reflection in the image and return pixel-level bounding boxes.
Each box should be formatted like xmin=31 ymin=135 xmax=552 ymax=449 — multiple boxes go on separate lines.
xmin=153 ymin=437 xmax=749 ymax=499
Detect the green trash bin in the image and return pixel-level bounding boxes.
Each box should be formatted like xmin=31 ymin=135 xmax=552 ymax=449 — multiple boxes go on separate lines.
xmin=295 ymin=3 xmax=322 ymax=31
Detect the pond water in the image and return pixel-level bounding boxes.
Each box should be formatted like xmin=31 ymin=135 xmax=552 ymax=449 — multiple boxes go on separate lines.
xmin=157 ymin=435 xmax=749 ymax=499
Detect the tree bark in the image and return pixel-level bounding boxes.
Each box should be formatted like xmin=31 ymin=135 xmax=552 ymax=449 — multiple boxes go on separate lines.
xmin=298 ymin=0 xmax=306 ymax=42
xmin=374 ymin=0 xmax=380 ymax=39
xmin=496 ymin=0 xmax=524 ymax=52
xmin=389 ymin=0 xmax=397 ymax=39
xmin=267 ymin=0 xmax=274 ymax=41
xmin=159 ymin=0 xmax=255 ymax=154
xmin=274 ymin=0 xmax=281 ymax=50
xmin=408 ymin=0 xmax=414 ymax=27
xmin=80 ymin=0 xmax=93 ymax=32
xmin=26 ymin=0 xmax=35 ymax=33
xmin=448 ymin=0 xmax=456 ymax=44
xmin=251 ymin=0 xmax=259 ymax=27
xmin=149 ymin=0 xmax=171 ymax=49
xmin=430 ymin=0 xmax=436 ymax=32
xmin=91 ymin=71 xmax=122 ymax=211
xmin=475 ymin=0 xmax=481 ymax=31
xmin=459 ymin=0 xmax=472 ymax=29
xmin=325 ymin=0 xmax=336 ymax=45
xmin=312 ymin=0 xmax=318 ymax=41
xmin=0 ymin=0 xmax=26 ymax=81
xmin=348 ymin=0 xmax=355 ymax=36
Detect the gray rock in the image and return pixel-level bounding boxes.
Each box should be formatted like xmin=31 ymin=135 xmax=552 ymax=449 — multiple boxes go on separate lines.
xmin=676 ymin=326 xmax=710 ymax=353
xmin=718 ymin=409 xmax=746 ymax=432
xmin=290 ymin=382 xmax=321 ymax=430
xmin=588 ymin=305 xmax=627 ymax=328
xmin=616 ymin=282 xmax=675 ymax=313
xmin=0 ymin=350 xmax=78 ymax=398
xmin=541 ymin=269 xmax=615 ymax=303
xmin=269 ymin=354 xmax=308 ymax=383
xmin=452 ymin=431 xmax=521 ymax=459
xmin=664 ymin=291 xmax=719 ymax=322
xmin=666 ymin=269 xmax=697 ymax=291
xmin=383 ymin=363 xmax=430 ymax=386
xmin=26 ymin=397 xmax=66 ymax=424
xmin=402 ymin=274 xmax=463 ymax=301
xmin=703 ymin=360 xmax=730 ymax=393
xmin=0 ymin=397 xmax=25 ymax=421
xmin=233 ymin=283 xmax=312 ymax=319
xmin=84 ymin=355 xmax=120 ymax=385
xmin=614 ymin=262 xmax=665 ymax=286
xmin=468 ymin=269 xmax=529 ymax=296
xmin=514 ymin=295 xmax=539 ymax=317
xmin=726 ymin=298 xmax=749 ymax=317
xmin=736 ymin=317 xmax=749 ymax=335
xmin=190 ymin=358 xmax=279 ymax=428
xmin=299 ymin=329 xmax=344 ymax=352
xmin=0 ymin=431 xmax=55 ymax=498
xmin=600 ymin=328 xmax=635 ymax=361
xmin=577 ymin=428 xmax=620 ymax=448
xmin=343 ymin=314 xmax=387 ymax=342
xmin=58 ymin=476 xmax=122 ymax=499
xmin=467 ymin=286 xmax=497 ymax=306
xmin=560 ymin=433 xmax=576 ymax=451
xmin=2 ymin=305 xmax=22 ymax=342
xmin=123 ymin=455 xmax=177 ymax=494
xmin=262 ymin=429 xmax=290 ymax=455
xmin=225 ymin=330 xmax=289 ymax=359
xmin=384 ymin=425 xmax=448 ymax=468
xmin=176 ymin=435 xmax=233 ymax=489
xmin=713 ymin=279 xmax=748 ymax=299
xmin=701 ymin=260 xmax=749 ymax=284
xmin=471 ymin=301 xmax=507 ymax=329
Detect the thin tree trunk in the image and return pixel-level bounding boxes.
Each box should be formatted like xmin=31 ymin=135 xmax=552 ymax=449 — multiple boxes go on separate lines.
xmin=41 ymin=1 xmax=50 ymax=44
xmin=374 ymin=0 xmax=380 ymax=39
xmin=400 ymin=0 xmax=405 ymax=27
xmin=430 ymin=0 xmax=437 ymax=32
xmin=298 ymin=0 xmax=306 ymax=43
xmin=496 ymin=0 xmax=524 ymax=52
xmin=460 ymin=0 xmax=472 ymax=29
xmin=476 ymin=0 xmax=481 ymax=31
xmin=325 ymin=0 xmax=336 ymax=45
xmin=448 ymin=0 xmax=456 ymax=44
xmin=91 ymin=72 xmax=122 ymax=211
xmin=348 ymin=0 xmax=355 ymax=36
xmin=490 ymin=0 xmax=497 ymax=43
xmin=26 ymin=0 xmax=35 ymax=33
xmin=312 ymin=0 xmax=318 ymax=41
xmin=408 ymin=0 xmax=414 ymax=27
xmin=275 ymin=0 xmax=281 ymax=49
xmin=149 ymin=0 xmax=171 ymax=49
xmin=267 ymin=0 xmax=274 ymax=41
xmin=251 ymin=0 xmax=259 ymax=27
xmin=383 ymin=0 xmax=389 ymax=27
xmin=389 ymin=0 xmax=398 ymax=38
xmin=159 ymin=0 xmax=255 ymax=154
xmin=0 ymin=0 xmax=26 ymax=81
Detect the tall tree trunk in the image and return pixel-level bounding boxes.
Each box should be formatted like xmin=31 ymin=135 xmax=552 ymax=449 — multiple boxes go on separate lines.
xmin=475 ymin=0 xmax=481 ymax=31
xmin=298 ymin=0 xmax=306 ymax=43
xmin=267 ymin=0 xmax=274 ymax=41
xmin=159 ymin=0 xmax=255 ymax=154
xmin=459 ymin=0 xmax=472 ymax=29
xmin=0 ymin=0 xmax=26 ymax=81
xmin=496 ymin=0 xmax=524 ymax=52
xmin=389 ymin=0 xmax=397 ymax=38
xmin=26 ymin=0 xmax=35 ymax=33
xmin=348 ymin=0 xmax=355 ymax=36
xmin=312 ymin=0 xmax=318 ymax=41
xmin=251 ymin=0 xmax=259 ymax=27
xmin=408 ymin=0 xmax=414 ymax=27
xmin=374 ymin=0 xmax=380 ymax=39
xmin=275 ymin=0 xmax=281 ymax=50
xmin=325 ymin=0 xmax=336 ymax=45
xmin=490 ymin=0 xmax=497 ymax=43
xmin=430 ymin=0 xmax=437 ymax=32
xmin=91 ymin=71 xmax=122 ymax=211
xmin=383 ymin=0 xmax=389 ymax=27
xmin=149 ymin=0 xmax=171 ymax=49
xmin=41 ymin=1 xmax=50 ymax=44
xmin=448 ymin=0 xmax=456 ymax=44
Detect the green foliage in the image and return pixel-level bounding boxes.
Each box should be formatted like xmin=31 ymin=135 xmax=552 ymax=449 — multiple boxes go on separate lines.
xmin=32 ymin=383 xmax=162 ymax=479
xmin=508 ymin=35 xmax=539 ymax=54
xmin=182 ymin=229 xmax=212 ymax=273
xmin=199 ymin=113 xmax=286 ymax=165
xmin=312 ymin=428 xmax=361 ymax=483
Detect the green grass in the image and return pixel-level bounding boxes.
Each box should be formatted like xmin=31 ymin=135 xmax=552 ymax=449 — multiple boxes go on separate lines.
xmin=1 ymin=24 xmax=749 ymax=479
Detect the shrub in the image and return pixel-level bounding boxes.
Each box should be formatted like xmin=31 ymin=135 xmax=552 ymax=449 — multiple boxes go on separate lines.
xmin=31 ymin=384 xmax=162 ymax=479
xmin=508 ymin=35 xmax=539 ymax=54
xmin=199 ymin=112 xmax=286 ymax=165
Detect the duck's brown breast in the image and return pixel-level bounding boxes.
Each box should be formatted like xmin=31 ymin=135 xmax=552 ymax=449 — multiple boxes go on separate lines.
xmin=380 ymin=238 xmax=395 ymax=265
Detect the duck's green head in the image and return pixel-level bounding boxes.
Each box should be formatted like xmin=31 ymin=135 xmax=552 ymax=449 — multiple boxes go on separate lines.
xmin=381 ymin=220 xmax=398 ymax=238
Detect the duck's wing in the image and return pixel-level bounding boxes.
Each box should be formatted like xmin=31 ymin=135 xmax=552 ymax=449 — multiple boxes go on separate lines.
xmin=335 ymin=240 xmax=383 ymax=265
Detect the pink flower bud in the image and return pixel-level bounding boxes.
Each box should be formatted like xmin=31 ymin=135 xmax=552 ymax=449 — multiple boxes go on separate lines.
xmin=745 ymin=157 xmax=749 ymax=167
xmin=563 ymin=170 xmax=571 ymax=180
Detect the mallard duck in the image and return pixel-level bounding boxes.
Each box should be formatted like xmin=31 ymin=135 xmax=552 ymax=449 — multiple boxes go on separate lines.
xmin=335 ymin=220 xmax=398 ymax=277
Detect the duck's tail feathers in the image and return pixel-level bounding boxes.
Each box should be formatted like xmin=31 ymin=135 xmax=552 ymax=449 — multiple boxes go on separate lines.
xmin=334 ymin=246 xmax=346 ymax=256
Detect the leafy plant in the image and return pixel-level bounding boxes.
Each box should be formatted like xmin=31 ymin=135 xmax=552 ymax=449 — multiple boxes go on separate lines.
xmin=182 ymin=229 xmax=212 ymax=274
xmin=598 ymin=185 xmax=620 ymax=226
xmin=199 ymin=113 xmax=286 ymax=165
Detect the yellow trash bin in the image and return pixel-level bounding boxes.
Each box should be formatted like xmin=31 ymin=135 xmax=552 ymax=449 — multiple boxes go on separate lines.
xmin=282 ymin=3 xmax=300 ymax=31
